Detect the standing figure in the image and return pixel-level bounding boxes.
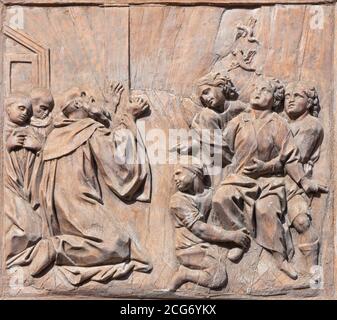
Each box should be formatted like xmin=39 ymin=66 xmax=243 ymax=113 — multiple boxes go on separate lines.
xmin=212 ymin=77 xmax=325 ymax=280
xmin=282 ymin=81 xmax=325 ymax=271
xmin=4 ymin=93 xmax=43 ymax=266
xmin=7 ymin=85 xmax=153 ymax=286
xmin=168 ymin=156 xmax=250 ymax=291
xmin=30 ymin=87 xmax=55 ymax=140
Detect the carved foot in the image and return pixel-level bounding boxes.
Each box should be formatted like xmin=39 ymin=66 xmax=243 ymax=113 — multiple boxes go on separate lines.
xmin=227 ymin=247 xmax=244 ymax=263
xmin=280 ymin=261 xmax=298 ymax=280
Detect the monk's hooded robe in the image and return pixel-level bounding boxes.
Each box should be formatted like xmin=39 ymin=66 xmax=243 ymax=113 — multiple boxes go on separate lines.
xmin=9 ymin=113 xmax=152 ymax=286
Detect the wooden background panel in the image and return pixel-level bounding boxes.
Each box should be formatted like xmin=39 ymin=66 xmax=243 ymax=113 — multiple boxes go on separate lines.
xmin=130 ymin=5 xmax=225 ymax=98
xmin=1 ymin=2 xmax=336 ymax=297
xmin=4 ymin=6 xmax=129 ymax=104
xmin=1 ymin=0 xmax=335 ymax=5
xmin=0 ymin=1 xmax=5 ymax=301
xmin=332 ymin=2 xmax=337 ymax=299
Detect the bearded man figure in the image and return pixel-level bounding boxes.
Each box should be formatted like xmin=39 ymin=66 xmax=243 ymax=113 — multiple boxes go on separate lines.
xmin=8 ymin=84 xmax=153 ymax=286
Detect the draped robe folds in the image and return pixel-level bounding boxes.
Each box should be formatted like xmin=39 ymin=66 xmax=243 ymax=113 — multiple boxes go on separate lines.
xmin=282 ymin=113 xmax=324 ymax=224
xmin=8 ymin=114 xmax=152 ymax=286
xmin=187 ymin=101 xmax=247 ymax=186
xmin=212 ymin=108 xmax=306 ymax=258
xmin=4 ymin=122 xmax=43 ymax=263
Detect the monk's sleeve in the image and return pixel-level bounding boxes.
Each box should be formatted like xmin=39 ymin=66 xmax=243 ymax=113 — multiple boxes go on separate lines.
xmin=275 ymin=118 xmax=305 ymax=184
xmin=90 ymin=113 xmax=150 ymax=201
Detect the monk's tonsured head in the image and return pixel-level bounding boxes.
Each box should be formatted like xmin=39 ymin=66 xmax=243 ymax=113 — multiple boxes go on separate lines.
xmin=250 ymin=77 xmax=285 ymax=112
xmin=197 ymin=72 xmax=238 ymax=112
xmin=30 ymin=87 xmax=55 ymax=120
xmin=285 ymin=81 xmax=320 ymax=119
xmin=174 ymin=156 xmax=209 ymax=194
xmin=5 ymin=93 xmax=32 ymax=126
xmin=61 ymin=87 xmax=110 ymax=126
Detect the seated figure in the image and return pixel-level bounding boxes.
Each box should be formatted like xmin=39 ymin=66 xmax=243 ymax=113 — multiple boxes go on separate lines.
xmin=168 ymin=156 xmax=250 ymax=291
xmin=212 ymin=77 xmax=325 ymax=280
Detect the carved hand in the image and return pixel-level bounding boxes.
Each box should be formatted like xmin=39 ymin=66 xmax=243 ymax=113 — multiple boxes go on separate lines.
xmin=23 ymin=135 xmax=43 ymax=152
xmin=227 ymin=228 xmax=250 ymax=249
xmin=104 ymin=80 xmax=124 ymax=113
xmin=170 ymin=137 xmax=200 ymax=156
xmin=6 ymin=133 xmax=25 ymax=151
xmin=242 ymin=158 xmax=267 ymax=177
xmin=127 ymin=97 xmax=150 ymax=120
xmin=300 ymin=176 xmax=328 ymax=195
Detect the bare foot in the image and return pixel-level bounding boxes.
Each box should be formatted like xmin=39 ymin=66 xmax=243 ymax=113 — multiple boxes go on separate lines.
xmin=280 ymin=260 xmax=298 ymax=280
xmin=227 ymin=247 xmax=244 ymax=262
xmin=167 ymin=267 xmax=187 ymax=292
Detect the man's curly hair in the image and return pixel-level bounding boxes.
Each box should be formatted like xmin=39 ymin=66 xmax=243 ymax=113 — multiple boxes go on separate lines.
xmin=196 ymin=71 xmax=239 ymax=105
xmin=252 ymin=77 xmax=285 ymax=112
xmin=285 ymin=81 xmax=320 ymax=117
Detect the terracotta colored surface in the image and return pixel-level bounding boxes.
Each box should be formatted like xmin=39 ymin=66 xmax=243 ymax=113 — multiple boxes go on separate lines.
xmin=1 ymin=0 xmax=336 ymax=299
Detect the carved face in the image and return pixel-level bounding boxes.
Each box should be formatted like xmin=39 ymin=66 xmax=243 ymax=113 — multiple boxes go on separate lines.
xmin=284 ymin=86 xmax=309 ymax=120
xmin=250 ymin=80 xmax=274 ymax=110
xmin=174 ymin=166 xmax=195 ymax=193
xmin=32 ymin=97 xmax=53 ymax=119
xmin=64 ymin=93 xmax=109 ymax=126
xmin=7 ymin=100 xmax=32 ymax=126
xmin=199 ymin=85 xmax=226 ymax=111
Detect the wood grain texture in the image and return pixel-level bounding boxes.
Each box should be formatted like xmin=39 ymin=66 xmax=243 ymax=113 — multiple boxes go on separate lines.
xmin=1 ymin=1 xmax=336 ymax=298
xmin=1 ymin=0 xmax=336 ymax=5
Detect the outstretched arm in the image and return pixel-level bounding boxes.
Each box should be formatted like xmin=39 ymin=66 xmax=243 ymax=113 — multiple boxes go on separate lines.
xmin=191 ymin=221 xmax=250 ymax=249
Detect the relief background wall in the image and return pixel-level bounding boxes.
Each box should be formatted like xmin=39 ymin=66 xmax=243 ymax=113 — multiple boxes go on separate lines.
xmin=0 ymin=0 xmax=336 ymax=299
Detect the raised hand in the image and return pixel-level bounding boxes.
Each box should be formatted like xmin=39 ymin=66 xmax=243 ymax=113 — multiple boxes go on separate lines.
xmin=126 ymin=96 xmax=150 ymax=120
xmin=104 ymin=80 xmax=125 ymax=113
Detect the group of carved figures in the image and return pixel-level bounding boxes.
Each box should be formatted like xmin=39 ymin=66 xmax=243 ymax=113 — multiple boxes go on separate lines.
xmin=4 ymin=84 xmax=153 ymax=286
xmin=4 ymin=70 xmax=327 ymax=291
xmin=169 ymin=73 xmax=327 ymax=291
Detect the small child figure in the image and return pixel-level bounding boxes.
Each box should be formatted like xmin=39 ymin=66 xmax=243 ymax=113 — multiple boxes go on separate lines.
xmin=30 ymin=87 xmax=55 ymax=140
xmin=168 ymin=156 xmax=250 ymax=291
xmin=4 ymin=93 xmax=43 ymax=265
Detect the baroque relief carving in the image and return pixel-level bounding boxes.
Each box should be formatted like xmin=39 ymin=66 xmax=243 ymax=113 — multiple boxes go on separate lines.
xmin=1 ymin=2 xmax=334 ymax=298
xmin=3 ymin=25 xmax=50 ymax=95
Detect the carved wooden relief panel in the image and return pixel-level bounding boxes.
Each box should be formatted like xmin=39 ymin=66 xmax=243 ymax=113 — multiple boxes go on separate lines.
xmin=0 ymin=0 xmax=336 ymax=299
